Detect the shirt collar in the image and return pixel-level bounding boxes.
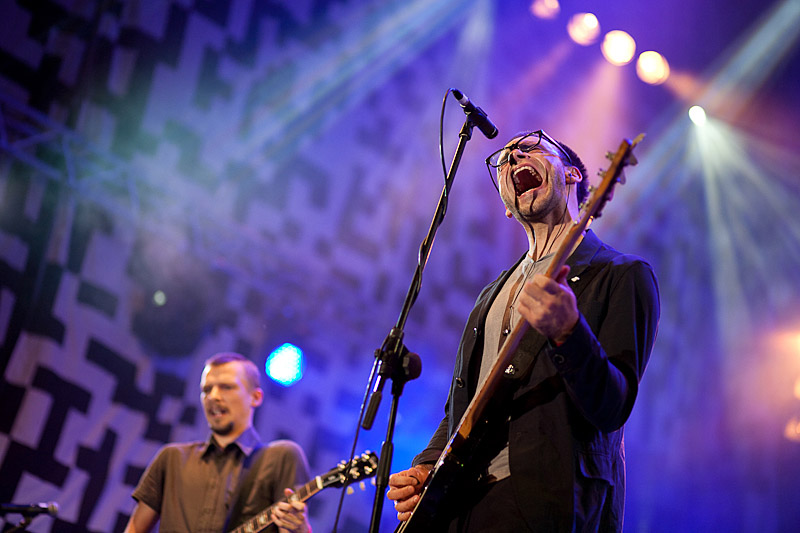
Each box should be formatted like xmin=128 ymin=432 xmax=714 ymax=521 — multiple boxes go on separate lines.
xmin=203 ymin=426 xmax=262 ymax=457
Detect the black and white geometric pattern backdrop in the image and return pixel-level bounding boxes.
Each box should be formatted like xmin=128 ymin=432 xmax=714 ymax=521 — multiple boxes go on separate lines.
xmin=0 ymin=1 xmax=496 ymax=531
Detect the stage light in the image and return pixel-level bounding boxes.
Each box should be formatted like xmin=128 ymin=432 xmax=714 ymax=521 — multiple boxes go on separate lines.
xmin=601 ymin=30 xmax=636 ymax=66
xmin=785 ymin=417 xmax=800 ymax=442
xmin=636 ymin=51 xmax=670 ymax=85
xmin=152 ymin=290 xmax=167 ymax=306
xmin=688 ymin=105 xmax=707 ymax=125
xmin=265 ymin=343 xmax=304 ymax=386
xmin=567 ymin=13 xmax=600 ymax=45
xmin=530 ymin=0 xmax=560 ymax=19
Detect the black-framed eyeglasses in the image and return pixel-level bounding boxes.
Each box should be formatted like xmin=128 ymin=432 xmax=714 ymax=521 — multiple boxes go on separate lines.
xmin=484 ymin=130 xmax=573 ymax=191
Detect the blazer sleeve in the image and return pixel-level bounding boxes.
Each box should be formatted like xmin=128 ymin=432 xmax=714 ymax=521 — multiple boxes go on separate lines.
xmin=412 ymin=415 xmax=449 ymax=466
xmin=545 ymin=258 xmax=660 ymax=432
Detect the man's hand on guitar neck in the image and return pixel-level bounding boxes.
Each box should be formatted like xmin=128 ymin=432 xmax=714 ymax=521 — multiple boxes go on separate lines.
xmin=387 ymin=464 xmax=434 ymax=521
xmin=517 ymin=265 xmax=580 ymax=345
xmin=273 ymin=488 xmax=312 ymax=533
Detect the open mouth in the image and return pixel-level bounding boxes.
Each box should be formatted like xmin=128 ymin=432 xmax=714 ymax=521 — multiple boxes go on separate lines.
xmin=208 ymin=404 xmax=228 ymax=417
xmin=513 ymin=166 xmax=543 ymax=196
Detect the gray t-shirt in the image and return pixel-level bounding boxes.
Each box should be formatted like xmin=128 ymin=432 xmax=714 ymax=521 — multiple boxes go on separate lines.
xmin=480 ymin=252 xmax=554 ymax=481
xmin=132 ymin=427 xmax=309 ymax=533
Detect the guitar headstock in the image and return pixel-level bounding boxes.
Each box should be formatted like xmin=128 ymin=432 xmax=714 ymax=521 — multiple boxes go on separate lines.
xmin=580 ymin=133 xmax=645 ymax=221
xmin=318 ymin=450 xmax=379 ymax=489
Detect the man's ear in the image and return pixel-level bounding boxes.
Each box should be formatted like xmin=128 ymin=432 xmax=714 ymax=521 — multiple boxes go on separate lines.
xmin=251 ymin=387 xmax=264 ymax=408
xmin=566 ymin=166 xmax=583 ymax=184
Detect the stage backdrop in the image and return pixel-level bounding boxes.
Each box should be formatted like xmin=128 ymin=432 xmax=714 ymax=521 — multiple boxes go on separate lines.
xmin=2 ymin=1 xmax=800 ymax=532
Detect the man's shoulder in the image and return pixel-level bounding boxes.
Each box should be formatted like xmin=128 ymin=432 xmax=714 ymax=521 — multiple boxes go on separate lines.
xmin=261 ymin=439 xmax=306 ymax=459
xmin=592 ymin=235 xmax=655 ymax=273
xmin=153 ymin=440 xmax=207 ymax=459
xmin=252 ymin=439 xmax=311 ymax=478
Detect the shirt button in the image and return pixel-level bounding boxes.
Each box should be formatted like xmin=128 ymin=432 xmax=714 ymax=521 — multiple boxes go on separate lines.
xmin=473 ymin=327 xmax=479 ymax=337
xmin=553 ymin=354 xmax=565 ymax=365
xmin=455 ymin=378 xmax=465 ymax=388
xmin=502 ymin=328 xmax=510 ymax=336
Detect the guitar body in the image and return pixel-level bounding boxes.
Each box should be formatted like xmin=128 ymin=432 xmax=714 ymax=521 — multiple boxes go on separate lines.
xmin=393 ymin=451 xmax=471 ymax=532
xmin=395 ymin=403 xmax=510 ymax=532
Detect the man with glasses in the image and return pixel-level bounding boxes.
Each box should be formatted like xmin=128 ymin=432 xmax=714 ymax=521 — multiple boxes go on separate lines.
xmin=387 ymin=131 xmax=660 ymax=532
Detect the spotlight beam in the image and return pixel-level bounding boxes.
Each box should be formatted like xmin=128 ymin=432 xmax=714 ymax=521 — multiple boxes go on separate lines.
xmin=697 ymin=0 xmax=800 ymax=118
xmin=599 ymin=0 xmax=800 ymax=246
xmin=224 ymin=0 xmax=475 ymax=168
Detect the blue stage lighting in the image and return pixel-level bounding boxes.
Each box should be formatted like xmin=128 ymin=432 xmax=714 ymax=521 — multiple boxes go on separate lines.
xmin=265 ymin=343 xmax=304 ymax=386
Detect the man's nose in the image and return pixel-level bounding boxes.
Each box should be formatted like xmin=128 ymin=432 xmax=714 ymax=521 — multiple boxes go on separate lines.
xmin=207 ymin=386 xmax=221 ymax=399
xmin=507 ymin=148 xmax=524 ymax=166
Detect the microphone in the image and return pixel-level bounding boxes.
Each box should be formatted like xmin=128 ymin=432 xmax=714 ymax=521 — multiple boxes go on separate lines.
xmin=0 ymin=502 xmax=59 ymax=516
xmin=451 ymin=89 xmax=498 ymax=139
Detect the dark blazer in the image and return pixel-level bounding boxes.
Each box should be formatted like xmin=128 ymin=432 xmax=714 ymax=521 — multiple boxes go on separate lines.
xmin=413 ymin=230 xmax=660 ymax=532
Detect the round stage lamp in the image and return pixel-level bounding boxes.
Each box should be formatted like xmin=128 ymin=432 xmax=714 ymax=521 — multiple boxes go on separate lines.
xmin=567 ymin=13 xmax=600 ymax=45
xmin=530 ymin=0 xmax=560 ymax=19
xmin=265 ymin=343 xmax=304 ymax=386
xmin=636 ymin=51 xmax=670 ymax=85
xmin=688 ymin=105 xmax=707 ymax=125
xmin=601 ymin=30 xmax=636 ymax=66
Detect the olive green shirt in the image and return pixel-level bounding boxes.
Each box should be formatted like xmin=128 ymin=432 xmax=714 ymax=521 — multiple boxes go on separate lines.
xmin=132 ymin=427 xmax=309 ymax=533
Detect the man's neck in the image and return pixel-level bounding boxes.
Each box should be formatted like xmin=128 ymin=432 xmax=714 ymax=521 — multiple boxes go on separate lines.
xmin=522 ymin=199 xmax=585 ymax=261
xmin=212 ymin=426 xmax=248 ymax=449
xmin=524 ymin=218 xmax=569 ymax=261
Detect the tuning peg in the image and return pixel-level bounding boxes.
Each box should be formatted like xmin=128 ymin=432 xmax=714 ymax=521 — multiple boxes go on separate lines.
xmin=347 ymin=487 xmax=354 ymax=495
xmin=359 ymin=481 xmax=366 ymax=491
xmin=605 ymin=151 xmax=614 ymax=160
xmin=371 ymin=478 xmax=376 ymax=486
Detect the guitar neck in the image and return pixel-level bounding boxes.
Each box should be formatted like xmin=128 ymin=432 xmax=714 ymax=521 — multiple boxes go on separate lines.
xmin=227 ymin=477 xmax=321 ymax=533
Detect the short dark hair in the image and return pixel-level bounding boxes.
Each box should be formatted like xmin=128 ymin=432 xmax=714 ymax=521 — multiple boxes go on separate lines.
xmin=204 ymin=352 xmax=261 ymax=390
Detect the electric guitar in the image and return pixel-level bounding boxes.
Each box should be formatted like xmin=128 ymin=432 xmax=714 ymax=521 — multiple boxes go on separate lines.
xmin=227 ymin=450 xmax=378 ymax=533
xmin=395 ymin=135 xmax=645 ymax=532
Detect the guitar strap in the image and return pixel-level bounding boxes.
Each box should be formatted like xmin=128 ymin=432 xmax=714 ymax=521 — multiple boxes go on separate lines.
xmin=223 ymin=442 xmax=264 ymax=532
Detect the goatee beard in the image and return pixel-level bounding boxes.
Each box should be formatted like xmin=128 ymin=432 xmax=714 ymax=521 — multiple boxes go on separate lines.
xmin=211 ymin=422 xmax=234 ymax=436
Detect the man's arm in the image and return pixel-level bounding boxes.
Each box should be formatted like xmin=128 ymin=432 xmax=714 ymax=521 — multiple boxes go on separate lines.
xmin=123 ymin=501 xmax=159 ymax=533
xmin=267 ymin=441 xmax=313 ymax=533
xmin=519 ymin=260 xmax=660 ymax=432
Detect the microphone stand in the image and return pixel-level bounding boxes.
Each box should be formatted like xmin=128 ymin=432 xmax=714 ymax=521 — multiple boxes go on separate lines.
xmin=364 ymin=116 xmax=478 ymax=533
